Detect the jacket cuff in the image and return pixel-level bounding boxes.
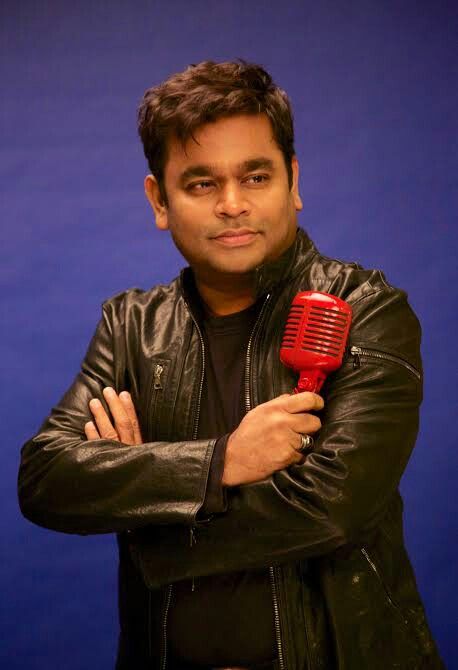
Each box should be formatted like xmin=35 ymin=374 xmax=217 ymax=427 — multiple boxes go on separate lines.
xmin=197 ymin=434 xmax=229 ymax=517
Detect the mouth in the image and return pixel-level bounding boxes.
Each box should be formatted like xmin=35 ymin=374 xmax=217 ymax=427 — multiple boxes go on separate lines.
xmin=211 ymin=229 xmax=260 ymax=247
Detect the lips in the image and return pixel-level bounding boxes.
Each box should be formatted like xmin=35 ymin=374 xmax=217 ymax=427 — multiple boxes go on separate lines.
xmin=211 ymin=229 xmax=259 ymax=247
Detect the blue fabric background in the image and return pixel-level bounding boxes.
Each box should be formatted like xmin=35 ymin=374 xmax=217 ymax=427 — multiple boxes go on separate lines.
xmin=2 ymin=1 xmax=457 ymax=668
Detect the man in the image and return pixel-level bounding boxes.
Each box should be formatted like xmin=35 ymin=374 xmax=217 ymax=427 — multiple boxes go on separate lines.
xmin=18 ymin=60 xmax=443 ymax=669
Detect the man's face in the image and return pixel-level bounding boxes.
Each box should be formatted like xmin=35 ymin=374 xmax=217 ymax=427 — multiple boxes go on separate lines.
xmin=145 ymin=114 xmax=302 ymax=283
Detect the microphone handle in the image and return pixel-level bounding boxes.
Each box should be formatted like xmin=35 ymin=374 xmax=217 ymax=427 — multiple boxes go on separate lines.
xmin=294 ymin=369 xmax=327 ymax=394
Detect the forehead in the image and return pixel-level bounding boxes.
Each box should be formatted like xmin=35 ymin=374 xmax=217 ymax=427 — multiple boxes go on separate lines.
xmin=164 ymin=114 xmax=282 ymax=179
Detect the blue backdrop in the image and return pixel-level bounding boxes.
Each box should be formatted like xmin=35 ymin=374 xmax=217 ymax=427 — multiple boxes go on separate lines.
xmin=2 ymin=1 xmax=457 ymax=668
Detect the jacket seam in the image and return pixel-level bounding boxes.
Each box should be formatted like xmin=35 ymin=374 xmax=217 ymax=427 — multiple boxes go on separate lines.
xmin=350 ymin=285 xmax=388 ymax=306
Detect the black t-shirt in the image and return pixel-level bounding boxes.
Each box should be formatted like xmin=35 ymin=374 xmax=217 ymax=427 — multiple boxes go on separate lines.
xmin=167 ymin=300 xmax=277 ymax=668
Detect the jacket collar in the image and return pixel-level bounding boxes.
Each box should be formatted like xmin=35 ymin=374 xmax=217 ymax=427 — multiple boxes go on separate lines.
xmin=253 ymin=227 xmax=316 ymax=298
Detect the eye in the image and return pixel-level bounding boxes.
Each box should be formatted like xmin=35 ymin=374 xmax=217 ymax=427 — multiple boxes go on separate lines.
xmin=244 ymin=174 xmax=270 ymax=186
xmin=186 ymin=180 xmax=214 ymax=192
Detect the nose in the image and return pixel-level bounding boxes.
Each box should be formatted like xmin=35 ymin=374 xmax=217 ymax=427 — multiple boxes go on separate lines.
xmin=215 ymin=181 xmax=250 ymax=219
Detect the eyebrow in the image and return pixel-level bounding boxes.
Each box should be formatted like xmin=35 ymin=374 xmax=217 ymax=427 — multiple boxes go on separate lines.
xmin=178 ymin=157 xmax=275 ymax=185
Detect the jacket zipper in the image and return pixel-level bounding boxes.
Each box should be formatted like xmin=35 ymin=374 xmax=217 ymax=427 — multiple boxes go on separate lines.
xmin=147 ymin=364 xmax=165 ymax=439
xmin=243 ymin=294 xmax=271 ymax=411
xmin=158 ymin=302 xmax=206 ymax=670
xmin=188 ymin=312 xmax=206 ymax=441
xmin=247 ymin=294 xmax=315 ymax=670
xmin=154 ymin=364 xmax=164 ymax=390
xmin=349 ymin=346 xmax=421 ymax=380
xmin=243 ymin=294 xmax=288 ymax=670
xmin=269 ymin=566 xmax=287 ymax=670
xmin=159 ymin=584 xmax=173 ymax=670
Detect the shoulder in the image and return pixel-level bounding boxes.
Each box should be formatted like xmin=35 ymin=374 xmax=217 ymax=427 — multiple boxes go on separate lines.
xmin=295 ymin=228 xmax=412 ymax=307
xmin=304 ymin=250 xmax=422 ymax=371
xmin=99 ymin=276 xmax=183 ymax=326
xmin=307 ymin=248 xmax=395 ymax=301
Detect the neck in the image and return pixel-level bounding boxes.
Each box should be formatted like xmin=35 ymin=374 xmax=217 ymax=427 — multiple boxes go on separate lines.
xmin=194 ymin=271 xmax=256 ymax=316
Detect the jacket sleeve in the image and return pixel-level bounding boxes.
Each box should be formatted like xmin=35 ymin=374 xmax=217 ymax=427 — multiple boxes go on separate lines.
xmin=132 ymin=286 xmax=424 ymax=586
xmin=18 ymin=296 xmax=216 ymax=535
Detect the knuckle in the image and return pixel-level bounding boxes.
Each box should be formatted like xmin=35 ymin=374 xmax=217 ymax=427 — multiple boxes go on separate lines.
xmin=277 ymin=408 xmax=290 ymax=423
xmin=298 ymin=391 xmax=314 ymax=405
xmin=258 ymin=405 xmax=278 ymax=425
xmin=289 ymin=447 xmax=301 ymax=462
xmin=313 ymin=393 xmax=325 ymax=409
xmin=312 ymin=415 xmax=322 ymax=430
xmin=284 ymin=448 xmax=295 ymax=464
xmin=269 ymin=413 xmax=281 ymax=431
xmin=116 ymin=419 xmax=132 ymax=432
xmin=307 ymin=416 xmax=322 ymax=433
xmin=300 ymin=392 xmax=324 ymax=410
xmin=309 ymin=393 xmax=322 ymax=409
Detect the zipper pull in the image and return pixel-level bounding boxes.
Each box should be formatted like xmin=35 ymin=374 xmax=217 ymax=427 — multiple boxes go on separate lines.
xmin=350 ymin=346 xmax=362 ymax=369
xmin=153 ymin=364 xmax=164 ymax=390
xmin=189 ymin=526 xmax=197 ymax=547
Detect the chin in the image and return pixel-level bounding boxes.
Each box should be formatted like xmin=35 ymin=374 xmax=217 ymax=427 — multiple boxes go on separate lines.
xmin=211 ymin=255 xmax=265 ymax=276
xmin=215 ymin=247 xmax=269 ymax=273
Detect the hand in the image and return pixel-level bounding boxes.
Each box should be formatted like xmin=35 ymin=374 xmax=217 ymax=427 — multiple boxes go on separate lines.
xmin=222 ymin=392 xmax=323 ymax=487
xmin=84 ymin=387 xmax=143 ymax=446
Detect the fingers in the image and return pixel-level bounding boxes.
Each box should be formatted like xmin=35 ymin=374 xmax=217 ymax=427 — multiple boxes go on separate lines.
xmin=89 ymin=396 xmax=122 ymax=441
xmin=289 ymin=412 xmax=322 ymax=436
xmin=119 ymin=391 xmax=143 ymax=444
xmin=86 ymin=387 xmax=142 ymax=445
xmin=293 ymin=449 xmax=307 ymax=465
xmin=267 ymin=392 xmax=323 ymax=435
xmin=271 ymin=391 xmax=324 ymax=413
xmin=84 ymin=420 xmax=100 ymax=440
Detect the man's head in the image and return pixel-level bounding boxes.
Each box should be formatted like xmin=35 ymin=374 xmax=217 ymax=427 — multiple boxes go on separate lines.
xmin=137 ymin=60 xmax=302 ymax=299
xmin=138 ymin=60 xmax=296 ymax=206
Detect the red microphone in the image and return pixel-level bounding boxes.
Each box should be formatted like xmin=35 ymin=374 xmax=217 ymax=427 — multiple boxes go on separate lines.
xmin=280 ymin=291 xmax=352 ymax=393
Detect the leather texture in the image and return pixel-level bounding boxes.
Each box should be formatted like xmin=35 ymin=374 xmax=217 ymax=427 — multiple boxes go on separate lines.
xmin=18 ymin=228 xmax=444 ymax=669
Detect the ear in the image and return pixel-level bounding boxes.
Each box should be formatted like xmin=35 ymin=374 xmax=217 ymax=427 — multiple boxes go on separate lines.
xmin=144 ymin=175 xmax=169 ymax=230
xmin=290 ymin=156 xmax=303 ymax=211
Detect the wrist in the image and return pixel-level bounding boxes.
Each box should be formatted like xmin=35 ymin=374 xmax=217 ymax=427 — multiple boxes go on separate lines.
xmin=222 ymin=433 xmax=236 ymax=486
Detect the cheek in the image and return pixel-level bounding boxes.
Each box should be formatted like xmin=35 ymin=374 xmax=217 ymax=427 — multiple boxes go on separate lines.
xmin=266 ymin=193 xmax=293 ymax=224
xmin=168 ymin=200 xmax=208 ymax=231
xmin=166 ymin=207 xmax=191 ymax=235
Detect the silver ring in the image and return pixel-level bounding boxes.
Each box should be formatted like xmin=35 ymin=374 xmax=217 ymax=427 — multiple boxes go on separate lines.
xmin=298 ymin=434 xmax=314 ymax=453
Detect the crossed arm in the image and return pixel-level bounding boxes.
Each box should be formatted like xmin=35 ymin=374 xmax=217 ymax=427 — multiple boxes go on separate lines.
xmin=84 ymin=385 xmax=324 ymax=487
xmin=18 ymin=284 xmax=422 ymax=583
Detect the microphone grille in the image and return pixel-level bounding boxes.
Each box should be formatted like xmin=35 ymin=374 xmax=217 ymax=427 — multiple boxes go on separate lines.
xmin=281 ymin=293 xmax=352 ymax=359
xmin=302 ymin=304 xmax=350 ymax=357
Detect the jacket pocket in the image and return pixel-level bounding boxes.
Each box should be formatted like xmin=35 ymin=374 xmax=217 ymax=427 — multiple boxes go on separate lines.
xmin=349 ymin=345 xmax=421 ymax=381
xmin=360 ymin=546 xmax=413 ymax=626
xmin=351 ymin=544 xmax=427 ymax=670
xmin=359 ymin=544 xmax=433 ymax=662
xmin=321 ymin=543 xmax=431 ymax=670
xmin=146 ymin=358 xmax=170 ymax=441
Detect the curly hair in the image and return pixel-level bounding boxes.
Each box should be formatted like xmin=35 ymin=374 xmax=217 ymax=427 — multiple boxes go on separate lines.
xmin=137 ymin=59 xmax=296 ymax=205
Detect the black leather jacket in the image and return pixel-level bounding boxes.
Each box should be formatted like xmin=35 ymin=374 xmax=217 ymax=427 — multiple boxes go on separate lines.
xmin=18 ymin=229 xmax=444 ymax=669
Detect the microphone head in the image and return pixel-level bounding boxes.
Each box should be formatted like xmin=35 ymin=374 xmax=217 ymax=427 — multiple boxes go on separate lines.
xmin=280 ymin=291 xmax=352 ymax=393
